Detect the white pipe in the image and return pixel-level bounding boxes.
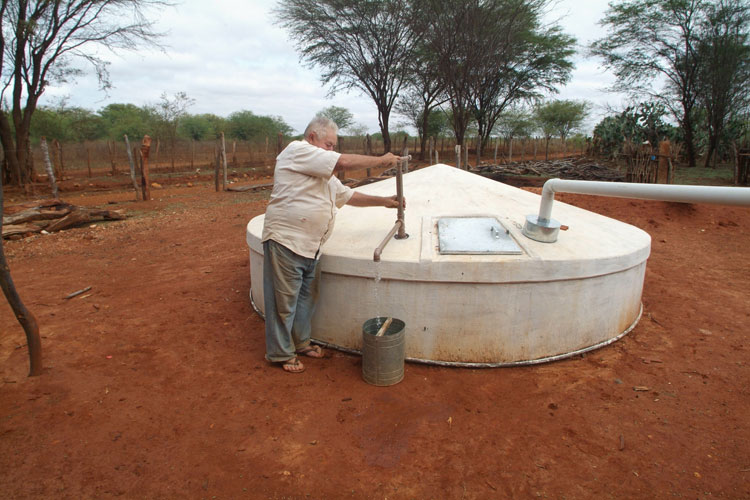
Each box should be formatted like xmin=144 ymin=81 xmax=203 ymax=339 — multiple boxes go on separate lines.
xmin=538 ymin=178 xmax=750 ymax=222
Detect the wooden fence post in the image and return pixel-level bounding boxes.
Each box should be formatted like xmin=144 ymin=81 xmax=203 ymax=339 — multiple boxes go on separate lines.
xmin=214 ymin=145 xmax=220 ymax=192
xmin=86 ymin=146 xmax=92 ymax=178
xmin=108 ymin=140 xmax=117 ymax=174
xmin=232 ymin=140 xmax=237 ymax=166
xmin=140 ymin=135 xmax=152 ymax=201
xmin=40 ymin=137 xmax=58 ymax=199
xmin=220 ymin=132 xmax=228 ymax=190
xmin=124 ymin=135 xmax=140 ymax=200
xmin=456 ymin=144 xmax=461 ymax=170
xmin=658 ymin=140 xmax=671 ymax=184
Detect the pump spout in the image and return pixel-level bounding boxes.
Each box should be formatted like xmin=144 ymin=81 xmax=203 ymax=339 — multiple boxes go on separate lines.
xmin=373 ymin=220 xmax=403 ymax=262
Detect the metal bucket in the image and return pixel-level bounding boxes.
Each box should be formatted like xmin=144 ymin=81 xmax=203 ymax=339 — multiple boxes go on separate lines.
xmin=362 ymin=317 xmax=406 ymax=386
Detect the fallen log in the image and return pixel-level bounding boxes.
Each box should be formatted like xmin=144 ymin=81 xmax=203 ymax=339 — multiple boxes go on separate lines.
xmin=45 ymin=208 xmax=125 ymax=233
xmin=2 ymin=224 xmax=43 ymax=238
xmin=3 ymin=205 xmax=73 ymax=225
xmin=3 ymin=200 xmax=127 ymax=239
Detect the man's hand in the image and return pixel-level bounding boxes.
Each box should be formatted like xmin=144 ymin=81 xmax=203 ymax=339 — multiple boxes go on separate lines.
xmin=346 ymin=192 xmax=406 ymax=208
xmin=383 ymin=195 xmax=405 ymax=209
xmin=381 ymin=152 xmax=400 ymax=168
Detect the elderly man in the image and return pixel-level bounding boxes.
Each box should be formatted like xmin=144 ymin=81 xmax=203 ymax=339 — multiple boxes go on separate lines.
xmin=261 ymin=115 xmax=403 ymax=373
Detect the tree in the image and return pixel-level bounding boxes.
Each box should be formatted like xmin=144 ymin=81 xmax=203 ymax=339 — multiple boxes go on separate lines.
xmin=178 ymin=113 xmax=223 ymax=141
xmin=695 ymin=0 xmax=750 ymax=168
xmin=590 ymin=0 xmax=709 ymax=168
xmin=493 ymin=107 xmax=535 ymax=160
xmin=152 ymin=91 xmax=195 ymax=170
xmin=0 ymin=0 xmax=168 ymax=186
xmin=0 ymin=171 xmax=42 ymax=376
xmin=99 ymin=103 xmax=158 ymax=141
xmin=394 ymin=33 xmax=448 ymax=161
xmin=30 ymin=104 xmax=105 ymax=143
xmin=275 ymin=0 xmax=420 ymax=153
xmin=471 ymin=5 xmax=575 ymax=158
xmin=395 ymin=57 xmax=447 ymax=160
xmin=534 ymin=100 xmax=589 ymax=159
xmin=317 ymin=106 xmax=354 ymax=132
xmin=417 ymin=0 xmax=574 ymax=163
xmin=226 ymin=111 xmax=292 ymax=142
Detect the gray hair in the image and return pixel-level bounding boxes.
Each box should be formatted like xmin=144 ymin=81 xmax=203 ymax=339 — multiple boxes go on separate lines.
xmin=304 ymin=115 xmax=338 ymax=140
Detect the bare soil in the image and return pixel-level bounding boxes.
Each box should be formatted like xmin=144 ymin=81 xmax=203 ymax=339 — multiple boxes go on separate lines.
xmin=1 ymin=163 xmax=749 ymax=499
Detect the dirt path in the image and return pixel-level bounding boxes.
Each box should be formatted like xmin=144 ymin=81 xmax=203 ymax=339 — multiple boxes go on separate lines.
xmin=1 ymin=180 xmax=748 ymax=499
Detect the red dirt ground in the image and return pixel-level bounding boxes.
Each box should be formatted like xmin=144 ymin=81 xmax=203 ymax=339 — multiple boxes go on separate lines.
xmin=1 ymin=167 xmax=749 ymax=499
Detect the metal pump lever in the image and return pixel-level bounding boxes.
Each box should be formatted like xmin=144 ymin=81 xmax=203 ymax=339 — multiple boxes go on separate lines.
xmin=373 ymin=155 xmax=411 ymax=262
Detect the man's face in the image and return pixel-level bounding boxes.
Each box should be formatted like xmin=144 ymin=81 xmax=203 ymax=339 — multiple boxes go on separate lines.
xmin=309 ymin=128 xmax=337 ymax=151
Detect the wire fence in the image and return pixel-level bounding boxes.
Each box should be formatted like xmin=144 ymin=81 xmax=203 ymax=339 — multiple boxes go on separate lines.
xmin=23 ymin=135 xmax=584 ymax=175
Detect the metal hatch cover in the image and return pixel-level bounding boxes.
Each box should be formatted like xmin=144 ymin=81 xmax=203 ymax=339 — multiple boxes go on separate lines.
xmin=438 ymin=217 xmax=522 ymax=255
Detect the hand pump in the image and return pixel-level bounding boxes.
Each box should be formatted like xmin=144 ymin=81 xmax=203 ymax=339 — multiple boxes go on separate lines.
xmin=373 ymin=155 xmax=410 ymax=262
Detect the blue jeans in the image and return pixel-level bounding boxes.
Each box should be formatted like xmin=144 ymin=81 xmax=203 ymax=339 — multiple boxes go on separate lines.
xmin=263 ymin=240 xmax=321 ymax=362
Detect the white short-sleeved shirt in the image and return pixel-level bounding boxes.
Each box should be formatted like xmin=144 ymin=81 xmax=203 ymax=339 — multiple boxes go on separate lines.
xmin=261 ymin=140 xmax=354 ymax=259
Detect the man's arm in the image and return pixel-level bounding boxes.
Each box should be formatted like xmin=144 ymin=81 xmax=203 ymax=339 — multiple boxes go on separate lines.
xmin=334 ymin=152 xmax=399 ymax=172
xmin=346 ymin=192 xmax=404 ymax=209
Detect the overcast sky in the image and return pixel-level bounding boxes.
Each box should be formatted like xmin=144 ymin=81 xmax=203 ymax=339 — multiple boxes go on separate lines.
xmin=41 ymin=0 xmax=629 ymax=135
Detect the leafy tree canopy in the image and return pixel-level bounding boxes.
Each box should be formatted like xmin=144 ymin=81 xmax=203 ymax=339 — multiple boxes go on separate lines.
xmin=534 ymin=100 xmax=589 ymax=141
xmin=98 ymin=103 xmax=158 ymax=141
xmin=226 ymin=111 xmax=292 ymax=141
xmin=317 ymin=106 xmax=354 ymax=132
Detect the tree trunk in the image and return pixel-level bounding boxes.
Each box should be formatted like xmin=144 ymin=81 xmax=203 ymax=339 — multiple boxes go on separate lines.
xmin=124 ymin=135 xmax=140 ymax=201
xmin=40 ymin=138 xmax=58 ymax=199
xmin=0 ymin=173 xmax=43 ymax=376
xmin=170 ymin=139 xmax=175 ymax=172
xmin=682 ymin=113 xmax=697 ymax=168
xmin=140 ymin=136 xmax=152 ymax=201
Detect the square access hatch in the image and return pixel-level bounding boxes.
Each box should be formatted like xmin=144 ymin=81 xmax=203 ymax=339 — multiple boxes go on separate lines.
xmin=437 ymin=217 xmax=522 ymax=255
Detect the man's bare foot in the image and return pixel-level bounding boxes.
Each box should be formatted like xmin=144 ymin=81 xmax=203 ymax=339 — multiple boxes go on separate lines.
xmin=296 ymin=345 xmax=325 ymax=358
xmin=282 ymin=357 xmax=305 ymax=373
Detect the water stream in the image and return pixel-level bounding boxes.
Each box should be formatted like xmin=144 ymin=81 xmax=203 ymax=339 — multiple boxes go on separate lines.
xmin=373 ymin=262 xmax=382 ymax=329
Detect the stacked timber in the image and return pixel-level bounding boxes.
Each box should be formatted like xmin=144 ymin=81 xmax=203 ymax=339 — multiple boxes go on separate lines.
xmin=476 ymin=157 xmax=626 ymax=181
xmin=2 ymin=200 xmax=126 ymax=239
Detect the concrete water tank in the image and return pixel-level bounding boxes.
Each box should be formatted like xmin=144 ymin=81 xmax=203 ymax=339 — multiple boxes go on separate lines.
xmin=246 ymin=164 xmax=651 ymax=367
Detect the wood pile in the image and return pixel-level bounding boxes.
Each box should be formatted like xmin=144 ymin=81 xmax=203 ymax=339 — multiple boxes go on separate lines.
xmin=476 ymin=157 xmax=626 ymax=181
xmin=2 ymin=200 xmax=126 ymax=239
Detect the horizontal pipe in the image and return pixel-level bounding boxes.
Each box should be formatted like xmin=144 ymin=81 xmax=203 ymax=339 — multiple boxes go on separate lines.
xmin=373 ymin=220 xmax=402 ymax=262
xmin=539 ymin=178 xmax=750 ymax=222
